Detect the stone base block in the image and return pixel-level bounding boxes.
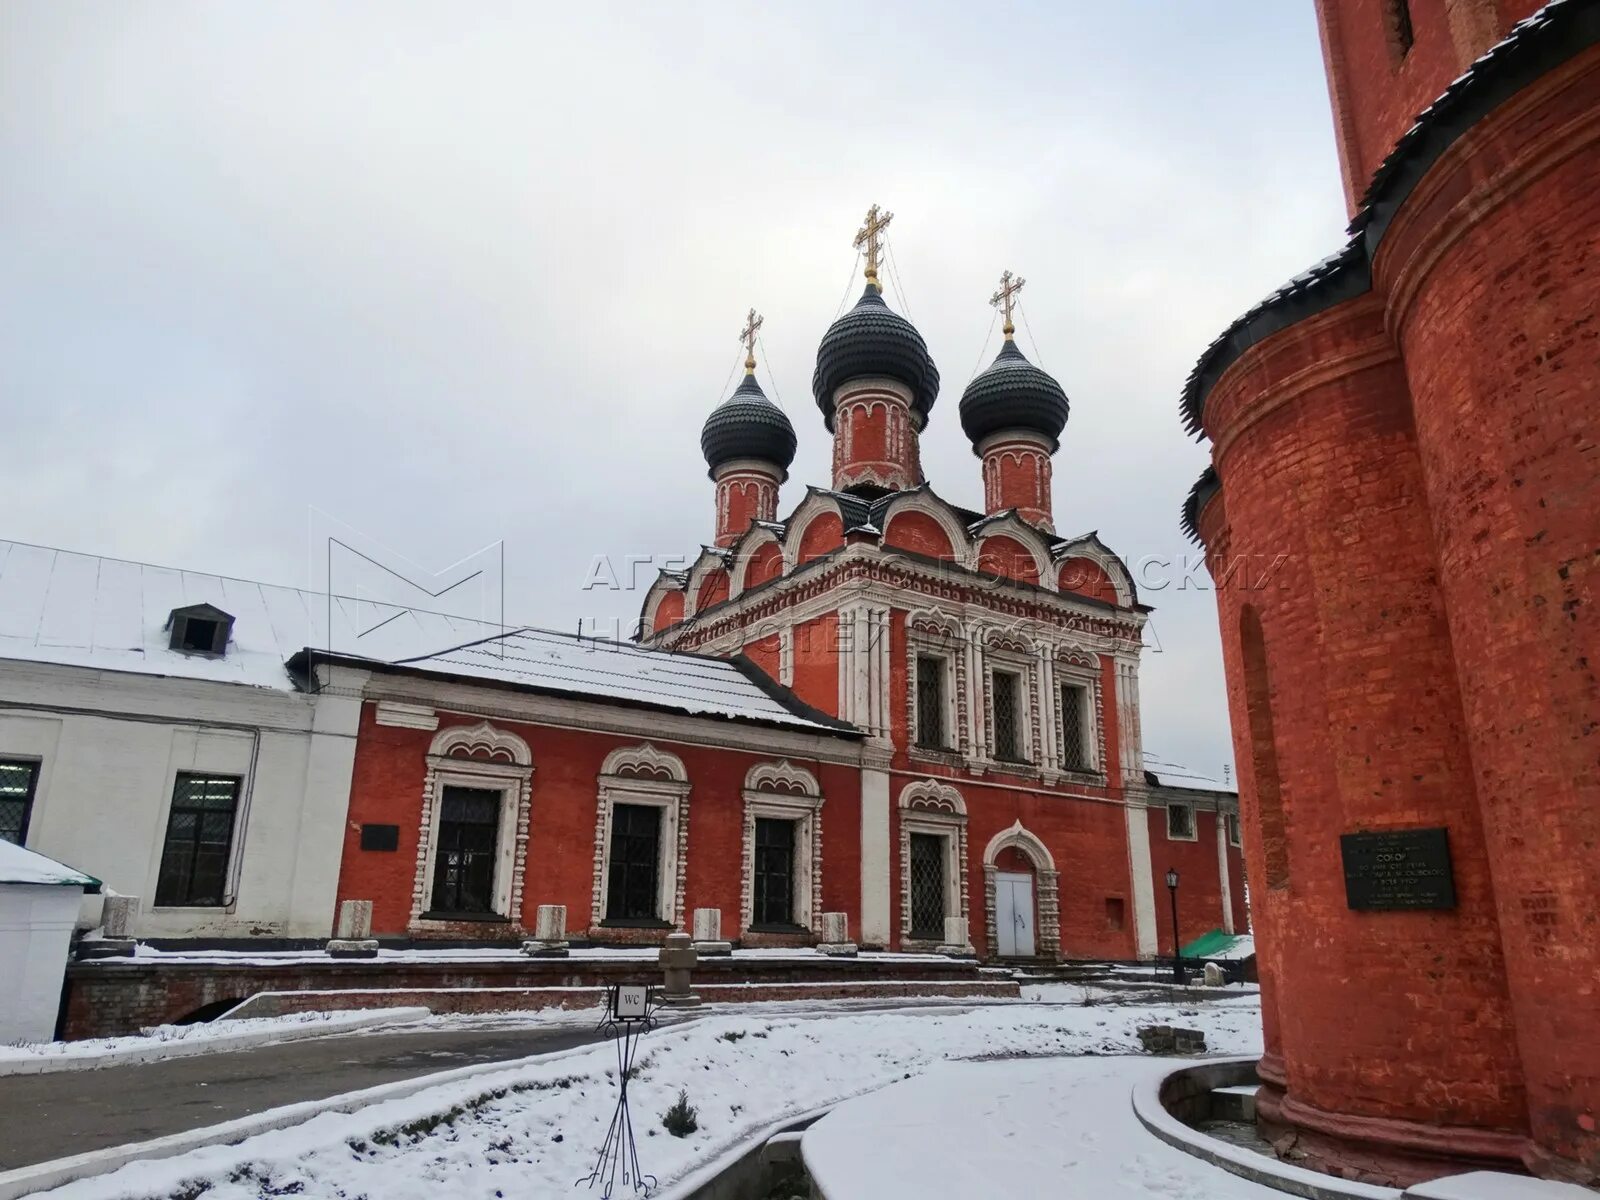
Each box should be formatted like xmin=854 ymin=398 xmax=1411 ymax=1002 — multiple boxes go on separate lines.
xmin=326 ymin=939 xmax=380 ymax=959
xmin=693 ymin=941 xmax=732 ymax=956
xmin=937 ymin=943 xmax=975 ymax=959
xmin=656 ymin=992 xmax=702 ymax=1008
xmin=521 ymin=940 xmax=569 ymax=957
xmin=818 ymin=942 xmax=858 ymax=957
xmin=77 ymin=938 xmax=138 ymax=960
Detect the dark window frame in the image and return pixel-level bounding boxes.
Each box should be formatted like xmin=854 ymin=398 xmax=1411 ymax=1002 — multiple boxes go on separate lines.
xmin=751 ymin=816 xmax=800 ymax=929
xmin=1167 ymin=802 xmax=1196 ymax=841
xmin=155 ymin=772 xmax=242 ymax=908
xmin=914 ymin=654 xmax=950 ymax=750
xmin=991 ymin=669 xmax=1025 ymax=763
xmin=426 ymin=786 xmax=502 ymax=916
xmin=1059 ymin=682 xmax=1089 ymax=772
xmin=0 ymin=758 xmax=41 ymax=845
xmin=606 ymin=802 xmax=664 ymax=924
xmin=167 ymin=604 xmax=234 ymax=657
xmin=908 ymin=831 xmax=948 ymax=940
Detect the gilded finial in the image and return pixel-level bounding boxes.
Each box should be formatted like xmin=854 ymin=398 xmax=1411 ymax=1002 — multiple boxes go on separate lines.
xmin=853 ymin=203 xmax=894 ymax=286
xmin=739 ymin=308 xmax=764 ymax=374
xmin=990 ymin=269 xmax=1026 ymax=340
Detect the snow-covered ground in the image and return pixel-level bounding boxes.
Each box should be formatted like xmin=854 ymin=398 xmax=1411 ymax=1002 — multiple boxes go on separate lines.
xmin=32 ymin=995 xmax=1262 ymax=1199
xmin=0 ymin=1008 xmax=430 ymax=1074
xmin=806 ymin=1056 xmax=1285 ymax=1199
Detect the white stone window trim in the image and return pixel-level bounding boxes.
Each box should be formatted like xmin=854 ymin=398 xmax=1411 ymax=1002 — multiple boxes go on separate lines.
xmin=591 ymin=743 xmax=691 ymax=930
xmin=1226 ymin=811 xmax=1242 ymax=848
xmin=906 ymin=611 xmax=968 ymax=764
xmin=410 ymin=721 xmax=535 ymax=929
xmin=740 ymin=760 xmax=825 ymax=935
xmin=1166 ymin=801 xmax=1198 ymax=842
xmin=982 ymin=636 xmax=1038 ymax=767
xmin=981 ymin=821 xmax=1062 ymax=961
xmin=897 ymin=779 xmax=969 ymax=950
xmin=1052 ymin=656 xmax=1101 ymax=775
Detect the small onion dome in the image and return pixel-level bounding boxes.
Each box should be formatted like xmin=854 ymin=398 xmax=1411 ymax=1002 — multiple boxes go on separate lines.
xmin=958 ymin=339 xmax=1070 ymax=451
xmin=812 ymin=283 xmax=940 ymax=431
xmin=700 ymin=372 xmax=798 ymax=477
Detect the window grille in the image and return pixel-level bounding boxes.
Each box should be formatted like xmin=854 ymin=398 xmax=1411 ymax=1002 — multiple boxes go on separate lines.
xmin=428 ymin=786 xmax=500 ymax=914
xmin=752 ymin=817 xmax=797 ymax=926
xmin=909 ymin=833 xmax=947 ymax=939
xmin=992 ymin=670 xmax=1023 ymax=762
xmin=915 ymin=655 xmax=948 ymax=749
xmin=0 ymin=759 xmax=40 ymax=845
xmin=607 ymin=803 xmax=662 ymax=921
xmin=1059 ymin=684 xmax=1088 ymax=771
xmin=1167 ymin=803 xmax=1195 ymax=840
xmin=155 ymin=773 xmax=241 ymax=906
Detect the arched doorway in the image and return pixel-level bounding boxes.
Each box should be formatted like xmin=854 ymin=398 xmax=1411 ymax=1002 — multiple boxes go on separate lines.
xmin=982 ymin=822 xmax=1060 ymax=960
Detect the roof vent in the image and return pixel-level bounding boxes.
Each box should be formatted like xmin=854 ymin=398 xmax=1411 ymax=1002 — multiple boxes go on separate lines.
xmin=167 ymin=603 xmax=233 ymax=657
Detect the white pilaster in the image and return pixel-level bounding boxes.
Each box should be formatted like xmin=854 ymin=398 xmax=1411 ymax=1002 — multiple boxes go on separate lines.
xmin=859 ymin=766 xmax=891 ymax=946
xmin=1216 ymin=813 xmax=1235 ymax=935
xmin=1124 ymin=799 xmax=1158 ymax=959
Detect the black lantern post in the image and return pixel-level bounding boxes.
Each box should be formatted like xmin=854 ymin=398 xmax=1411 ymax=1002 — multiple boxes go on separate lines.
xmin=1166 ymin=868 xmax=1182 ymax=983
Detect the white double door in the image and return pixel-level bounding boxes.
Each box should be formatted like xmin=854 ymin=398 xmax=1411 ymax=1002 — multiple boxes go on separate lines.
xmin=995 ymin=871 xmax=1036 ymax=958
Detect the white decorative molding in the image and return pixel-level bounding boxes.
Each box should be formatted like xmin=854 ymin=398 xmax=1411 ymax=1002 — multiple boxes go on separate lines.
xmin=971 ymin=513 xmax=1057 ymax=591
xmin=981 ymin=820 xmax=1062 ymax=961
xmin=906 ymin=609 xmax=967 ymax=763
xmin=374 ymin=701 xmax=439 ymax=730
xmin=740 ymin=760 xmax=826 ymax=935
xmin=897 ymin=777 xmax=967 ymax=816
xmin=591 ymin=743 xmax=692 ymax=932
xmin=428 ymin=720 xmax=532 ymax=766
xmin=600 ymin=742 xmax=688 ymax=783
xmin=728 ymin=525 xmax=784 ymax=598
xmin=1052 ymin=536 xmax=1136 ymax=607
xmin=896 ymin=778 xmax=969 ymax=952
xmin=745 ymin=759 xmax=820 ymax=796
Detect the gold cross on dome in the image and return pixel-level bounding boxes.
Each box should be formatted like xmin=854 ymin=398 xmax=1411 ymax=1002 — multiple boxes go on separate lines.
xmin=990 ymin=269 xmax=1026 ymax=339
xmin=853 ymin=203 xmax=894 ymax=285
xmin=739 ymin=308 xmax=764 ymax=374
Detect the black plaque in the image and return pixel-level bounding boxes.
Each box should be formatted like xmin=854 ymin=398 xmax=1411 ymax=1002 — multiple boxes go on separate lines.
xmin=360 ymin=823 xmax=400 ymax=851
xmin=1340 ymin=827 xmax=1456 ymax=911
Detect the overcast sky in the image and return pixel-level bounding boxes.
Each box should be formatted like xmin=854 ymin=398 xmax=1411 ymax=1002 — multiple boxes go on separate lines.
xmin=0 ymin=2 xmax=1349 ymax=777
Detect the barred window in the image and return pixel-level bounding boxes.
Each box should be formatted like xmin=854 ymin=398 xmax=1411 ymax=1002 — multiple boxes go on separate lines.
xmin=909 ymin=832 xmax=947 ymax=939
xmin=607 ymin=803 xmax=662 ymax=921
xmin=992 ymin=670 xmax=1023 ymax=762
xmin=0 ymin=759 xmax=40 ymax=845
xmin=752 ymin=817 xmax=797 ymax=927
xmin=1167 ymin=803 xmax=1196 ymax=840
xmin=1227 ymin=813 xmax=1242 ymax=847
xmin=915 ymin=655 xmax=948 ymax=749
xmin=155 ymin=773 xmax=241 ymax=907
xmin=1059 ymin=684 xmax=1088 ymax=771
xmin=429 ymin=786 xmax=501 ymax=914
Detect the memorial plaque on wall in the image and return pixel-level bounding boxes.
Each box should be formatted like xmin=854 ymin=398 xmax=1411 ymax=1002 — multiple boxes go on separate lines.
xmin=1340 ymin=827 xmax=1456 ymax=911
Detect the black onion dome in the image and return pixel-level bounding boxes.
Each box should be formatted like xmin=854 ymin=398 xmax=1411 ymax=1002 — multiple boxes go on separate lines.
xmin=812 ymin=283 xmax=940 ymax=430
xmin=958 ymin=339 xmax=1070 ymax=450
xmin=700 ymin=373 xmax=798 ymax=476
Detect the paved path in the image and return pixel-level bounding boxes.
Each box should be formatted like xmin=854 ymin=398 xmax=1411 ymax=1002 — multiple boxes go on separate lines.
xmin=0 ymin=1022 xmax=613 ymax=1170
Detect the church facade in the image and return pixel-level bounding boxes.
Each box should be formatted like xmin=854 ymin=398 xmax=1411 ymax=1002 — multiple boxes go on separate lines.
xmin=1182 ymin=0 xmax=1598 ymax=1184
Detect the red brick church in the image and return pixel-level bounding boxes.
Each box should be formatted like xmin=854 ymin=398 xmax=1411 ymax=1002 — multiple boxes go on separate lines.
xmin=1182 ymin=0 xmax=1598 ymax=1185
xmin=324 ymin=210 xmax=1243 ymax=962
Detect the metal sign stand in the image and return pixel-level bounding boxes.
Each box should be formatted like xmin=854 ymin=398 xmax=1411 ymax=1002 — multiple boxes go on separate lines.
xmin=576 ymin=984 xmax=658 ymax=1198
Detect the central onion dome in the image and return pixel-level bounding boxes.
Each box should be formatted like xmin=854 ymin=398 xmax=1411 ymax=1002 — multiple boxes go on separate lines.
xmin=812 ymin=283 xmax=940 ymax=431
xmin=959 ymin=339 xmax=1070 ymax=451
xmin=700 ymin=371 xmax=798 ymax=478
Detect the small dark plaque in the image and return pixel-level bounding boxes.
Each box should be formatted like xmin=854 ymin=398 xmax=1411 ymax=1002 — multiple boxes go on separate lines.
xmin=360 ymin=823 xmax=400 ymax=851
xmin=1341 ymin=827 xmax=1455 ymax=911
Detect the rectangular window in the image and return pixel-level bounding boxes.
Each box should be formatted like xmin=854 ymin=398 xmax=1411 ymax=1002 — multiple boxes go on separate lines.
xmin=1167 ymin=803 xmax=1196 ymax=840
xmin=607 ymin=803 xmax=662 ymax=922
xmin=1059 ymin=684 xmax=1088 ymax=771
xmin=909 ymin=832 xmax=947 ymax=939
xmin=915 ymin=655 xmax=948 ymax=749
xmin=428 ymin=786 xmax=501 ymax=914
xmin=992 ymin=670 xmax=1023 ymax=762
xmin=752 ymin=817 xmax=797 ymax=927
xmin=155 ymin=773 xmax=241 ymax=907
xmin=1105 ymin=897 xmax=1126 ymax=930
xmin=1227 ymin=813 xmax=1242 ymax=847
xmin=0 ymin=759 xmax=41 ymax=845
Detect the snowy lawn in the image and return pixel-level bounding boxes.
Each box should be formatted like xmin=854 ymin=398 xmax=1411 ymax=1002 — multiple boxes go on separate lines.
xmin=0 ymin=1008 xmax=429 ymax=1073
xmin=35 ymin=995 xmax=1262 ymax=1200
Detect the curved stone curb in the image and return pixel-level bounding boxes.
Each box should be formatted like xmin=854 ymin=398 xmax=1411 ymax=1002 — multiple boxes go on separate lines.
xmin=1130 ymin=1056 xmax=1401 ymax=1200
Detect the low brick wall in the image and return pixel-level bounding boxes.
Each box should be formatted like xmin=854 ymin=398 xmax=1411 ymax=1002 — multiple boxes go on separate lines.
xmin=62 ymin=955 xmax=1011 ymax=1039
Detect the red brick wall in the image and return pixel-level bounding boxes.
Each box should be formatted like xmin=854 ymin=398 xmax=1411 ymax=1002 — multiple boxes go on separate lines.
xmin=796 ymin=512 xmax=843 ymax=566
xmin=980 ymin=439 xmax=1054 ymax=529
xmin=743 ymin=540 xmax=782 ymax=589
xmin=742 ymin=633 xmax=781 ymax=681
xmin=882 ymin=510 xmax=956 ymax=560
xmin=1373 ymin=49 xmax=1600 ymax=1170
xmin=714 ymin=470 xmax=780 ymax=548
xmin=1147 ymin=807 xmax=1232 ymax=956
xmin=831 ymin=394 xmax=920 ymax=492
xmin=791 ymin=612 xmax=840 ymax=716
xmin=695 ymin=567 xmax=730 ymax=612
xmin=652 ymin=590 xmax=684 ymax=633
xmin=975 ymin=535 xmax=1040 ymax=585
xmin=1058 ymin=557 xmax=1117 ymax=604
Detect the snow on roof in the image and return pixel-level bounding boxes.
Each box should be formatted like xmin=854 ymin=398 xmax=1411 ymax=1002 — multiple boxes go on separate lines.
xmin=1144 ymin=753 xmax=1236 ymax=795
xmin=0 ymin=539 xmax=852 ymax=734
xmin=0 ymin=839 xmax=97 ymax=888
xmin=338 ymin=627 xmax=852 ymax=733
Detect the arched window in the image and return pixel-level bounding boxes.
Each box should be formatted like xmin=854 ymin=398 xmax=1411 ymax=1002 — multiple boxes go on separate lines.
xmin=1240 ymin=606 xmax=1289 ymax=888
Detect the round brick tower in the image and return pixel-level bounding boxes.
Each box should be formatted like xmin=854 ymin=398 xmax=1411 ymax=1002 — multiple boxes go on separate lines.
xmin=701 ymin=317 xmax=796 ymax=548
xmin=1181 ymin=3 xmax=1600 ymax=1185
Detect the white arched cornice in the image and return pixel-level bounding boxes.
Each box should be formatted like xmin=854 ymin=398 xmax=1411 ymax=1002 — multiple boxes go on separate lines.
xmin=983 ymin=820 xmax=1056 ymax=872
xmin=897 ymin=778 xmax=967 ymax=817
xmin=640 ymin=570 xmax=689 ymax=637
xmin=744 ymin=759 xmax=821 ymax=797
xmin=1052 ymin=532 xmax=1137 ymax=607
xmin=682 ymin=546 xmax=733 ymax=618
xmin=727 ymin=523 xmax=785 ymax=599
xmin=878 ymin=487 xmax=977 ymax=569
xmin=906 ymin=606 xmax=964 ymax=643
xmin=781 ymin=490 xmax=847 ymax=573
xmin=600 ymin=742 xmax=688 ymax=783
xmin=970 ymin=511 xmax=1057 ymax=591
xmin=428 ymin=720 xmax=532 ymax=767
